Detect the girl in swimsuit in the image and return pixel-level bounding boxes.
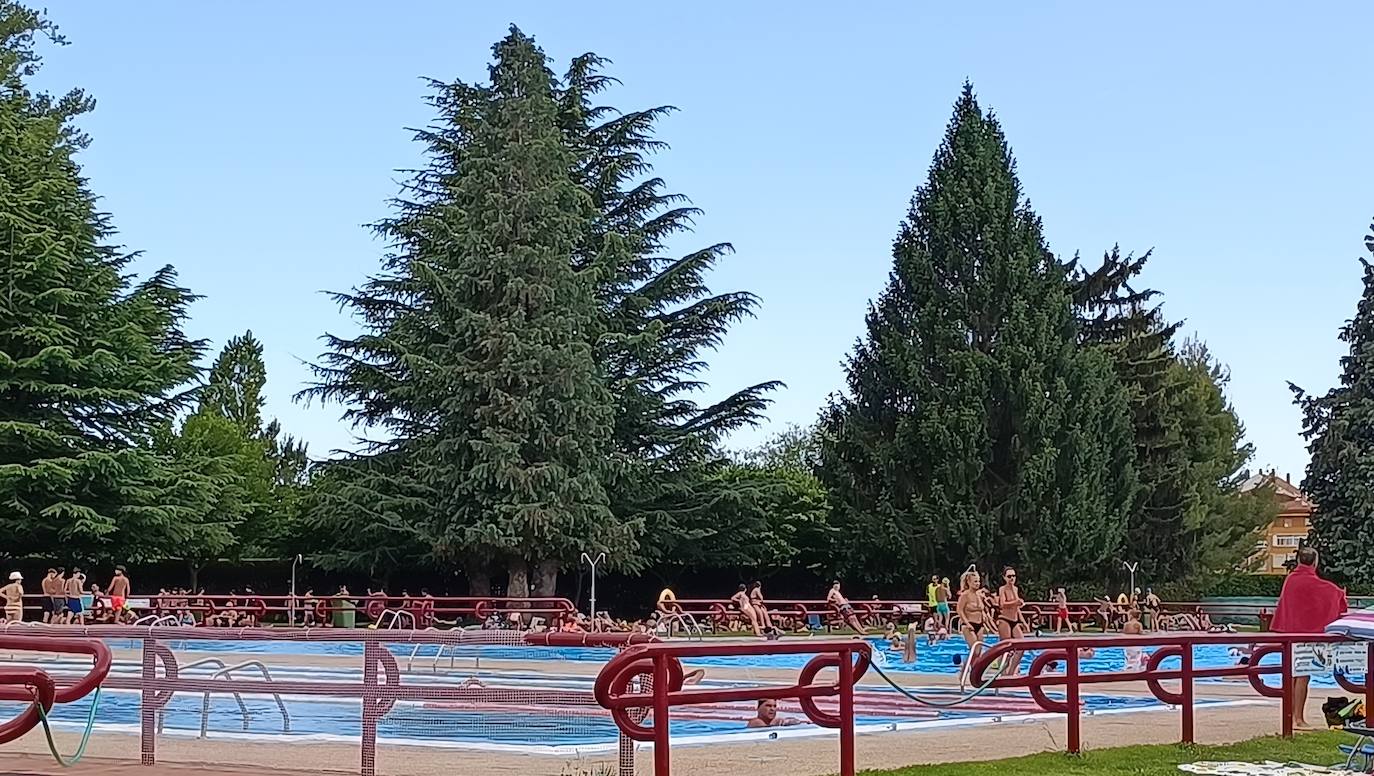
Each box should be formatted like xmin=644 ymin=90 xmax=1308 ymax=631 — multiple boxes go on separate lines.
xmin=997 ymin=567 xmax=1026 ymax=676
xmin=730 ymin=584 xmax=763 ymax=637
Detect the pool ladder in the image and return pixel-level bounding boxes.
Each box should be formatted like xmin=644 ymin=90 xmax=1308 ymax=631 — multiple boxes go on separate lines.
xmin=157 ymin=658 xmax=290 ymax=737
xmin=405 ymin=629 xmax=480 ymax=673
xmin=654 ymin=612 xmax=706 ymax=641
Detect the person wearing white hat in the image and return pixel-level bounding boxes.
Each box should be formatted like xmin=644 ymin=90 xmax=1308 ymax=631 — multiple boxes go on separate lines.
xmin=1 ymin=572 xmax=23 ymax=622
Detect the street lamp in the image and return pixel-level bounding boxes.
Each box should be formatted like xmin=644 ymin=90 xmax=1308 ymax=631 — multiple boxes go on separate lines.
xmin=580 ymin=552 xmax=606 ymax=629
xmin=290 ymin=554 xmax=303 ymax=627
xmin=1123 ymin=560 xmax=1139 ymax=598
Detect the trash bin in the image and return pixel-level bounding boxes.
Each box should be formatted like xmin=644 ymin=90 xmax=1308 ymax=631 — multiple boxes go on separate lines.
xmin=332 ymin=598 xmax=356 ymax=629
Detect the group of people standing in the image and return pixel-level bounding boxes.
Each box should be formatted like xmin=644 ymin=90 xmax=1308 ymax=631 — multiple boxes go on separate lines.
xmin=0 ymin=566 xmax=134 ymax=624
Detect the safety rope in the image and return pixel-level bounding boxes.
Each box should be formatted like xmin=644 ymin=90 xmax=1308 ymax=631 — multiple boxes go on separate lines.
xmin=33 ymin=686 xmax=102 ymax=767
xmin=868 ymin=655 xmax=1004 ymax=708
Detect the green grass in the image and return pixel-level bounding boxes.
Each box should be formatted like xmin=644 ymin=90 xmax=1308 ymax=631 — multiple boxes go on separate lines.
xmin=857 ymin=731 xmax=1354 ymax=775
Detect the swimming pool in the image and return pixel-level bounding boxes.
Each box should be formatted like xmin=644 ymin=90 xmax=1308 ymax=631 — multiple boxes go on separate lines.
xmin=1 ymin=654 xmax=1253 ymax=753
xmin=97 ymin=635 xmax=1352 ymax=688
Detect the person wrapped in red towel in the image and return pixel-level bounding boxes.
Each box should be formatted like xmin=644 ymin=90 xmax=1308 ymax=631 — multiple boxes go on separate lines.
xmin=1272 ymin=546 xmax=1346 ymax=729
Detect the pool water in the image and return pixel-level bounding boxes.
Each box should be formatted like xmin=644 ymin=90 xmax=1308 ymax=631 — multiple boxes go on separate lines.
xmin=105 ymin=637 xmax=1346 ymax=688
xmin=5 ymin=677 xmax=1193 ymax=749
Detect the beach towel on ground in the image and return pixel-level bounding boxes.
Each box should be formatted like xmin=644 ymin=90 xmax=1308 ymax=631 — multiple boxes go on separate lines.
xmin=1179 ymin=762 xmax=1347 ymax=775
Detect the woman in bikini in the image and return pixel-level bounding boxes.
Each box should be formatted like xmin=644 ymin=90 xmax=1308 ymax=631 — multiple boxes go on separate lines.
xmin=996 ymin=567 xmax=1027 ymax=676
xmin=730 ymin=584 xmax=764 ymax=637
xmin=956 ymin=568 xmax=989 ymax=652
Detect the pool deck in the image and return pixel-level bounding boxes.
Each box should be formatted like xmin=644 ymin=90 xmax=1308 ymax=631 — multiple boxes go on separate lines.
xmin=0 ymin=648 xmax=1324 ymax=776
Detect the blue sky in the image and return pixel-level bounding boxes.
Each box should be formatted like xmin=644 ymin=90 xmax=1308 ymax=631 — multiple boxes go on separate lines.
xmin=31 ymin=2 xmax=1374 ymax=483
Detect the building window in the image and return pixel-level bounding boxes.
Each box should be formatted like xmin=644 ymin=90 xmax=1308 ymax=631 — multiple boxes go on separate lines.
xmin=1273 ymin=535 xmax=1303 ymax=548
xmin=1282 ymin=518 xmax=1291 ymax=528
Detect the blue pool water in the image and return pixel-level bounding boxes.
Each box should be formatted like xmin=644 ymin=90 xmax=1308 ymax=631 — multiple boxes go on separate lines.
xmin=12 ymin=635 xmax=1338 ymax=750
xmin=8 ymin=678 xmax=1182 ymax=748
xmin=103 ymin=636 xmax=1336 ymax=686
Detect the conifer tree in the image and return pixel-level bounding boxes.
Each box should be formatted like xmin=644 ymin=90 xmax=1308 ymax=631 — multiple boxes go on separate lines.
xmin=818 ymin=86 xmax=1137 ymax=582
xmin=306 ymin=28 xmax=624 ymax=595
xmin=1292 ymin=221 xmax=1374 ymax=583
xmin=1075 ymin=250 xmax=1282 ymax=581
xmin=557 ymin=55 xmax=780 ymax=570
xmin=0 ymin=3 xmax=204 ymax=562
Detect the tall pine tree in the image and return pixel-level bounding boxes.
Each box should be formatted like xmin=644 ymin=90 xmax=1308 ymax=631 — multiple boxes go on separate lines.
xmin=818 ymin=86 xmax=1137 ymax=583
xmin=1292 ymin=220 xmax=1374 ymax=583
xmin=0 ymin=3 xmax=204 ymax=563
xmin=557 ymin=55 xmax=780 ymax=572
xmin=302 ymin=38 xmax=775 ymax=592
xmin=305 ymin=28 xmax=626 ymax=596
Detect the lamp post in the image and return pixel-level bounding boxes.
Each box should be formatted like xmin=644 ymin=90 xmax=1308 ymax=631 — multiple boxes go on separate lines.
xmin=1123 ymin=560 xmax=1139 ymax=598
xmin=290 ymin=554 xmax=303 ymax=626
xmin=580 ymin=552 xmax=605 ymax=629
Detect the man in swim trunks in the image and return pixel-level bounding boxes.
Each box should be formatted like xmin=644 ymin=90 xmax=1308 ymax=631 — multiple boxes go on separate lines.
xmin=1272 ymin=546 xmax=1345 ymax=729
xmin=1 ymin=572 xmax=23 ymax=622
xmin=108 ymin=566 xmax=131 ymax=618
xmin=41 ymin=568 xmax=61 ymax=624
xmin=65 ymin=568 xmax=86 ymax=625
xmin=746 ymin=699 xmax=800 ymax=728
xmin=935 ymin=577 xmax=951 ymax=629
xmin=826 ymin=581 xmax=867 ymax=634
xmin=1052 ymin=587 xmax=1070 ymax=633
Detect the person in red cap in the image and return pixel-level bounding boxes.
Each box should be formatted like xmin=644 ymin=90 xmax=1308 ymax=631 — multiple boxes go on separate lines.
xmin=1271 ymin=546 xmax=1346 ymax=729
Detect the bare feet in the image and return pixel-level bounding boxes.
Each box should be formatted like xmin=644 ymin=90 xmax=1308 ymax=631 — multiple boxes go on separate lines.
xmin=1293 ymin=719 xmax=1314 ymax=731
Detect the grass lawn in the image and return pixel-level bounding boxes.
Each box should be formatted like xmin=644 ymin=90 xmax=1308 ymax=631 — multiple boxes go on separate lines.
xmin=858 ymin=731 xmax=1355 ymax=775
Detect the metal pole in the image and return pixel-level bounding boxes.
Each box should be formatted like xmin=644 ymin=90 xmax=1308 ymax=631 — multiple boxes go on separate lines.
xmin=289 ymin=554 xmax=302 ymax=627
xmin=580 ymin=552 xmax=605 ymax=629
xmin=839 ymin=647 xmax=856 ymax=776
xmin=1123 ymin=561 xmax=1139 ymax=598
xmin=1180 ymin=640 xmax=1195 ymax=744
xmin=1066 ymin=644 xmax=1081 ymax=754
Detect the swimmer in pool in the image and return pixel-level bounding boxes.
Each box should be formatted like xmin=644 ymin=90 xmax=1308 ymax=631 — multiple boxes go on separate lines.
xmin=747 ymin=698 xmax=801 ymax=728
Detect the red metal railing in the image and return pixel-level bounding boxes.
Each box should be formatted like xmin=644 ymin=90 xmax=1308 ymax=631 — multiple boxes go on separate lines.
xmin=19 ymin=593 xmax=577 ymax=627
xmin=967 ymin=631 xmax=1369 ymax=754
xmin=663 ymin=598 xmax=926 ymax=631
xmin=8 ymin=625 xmax=646 ymax=776
xmin=594 ymin=639 xmax=872 ymax=776
xmin=0 ymin=635 xmax=111 ymax=744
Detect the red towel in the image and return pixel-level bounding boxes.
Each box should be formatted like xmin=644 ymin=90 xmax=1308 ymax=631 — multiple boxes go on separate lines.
xmin=1271 ymin=564 xmax=1346 ymax=633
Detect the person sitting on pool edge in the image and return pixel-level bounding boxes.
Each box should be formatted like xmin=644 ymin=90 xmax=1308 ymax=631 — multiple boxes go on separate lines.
xmin=746 ymin=699 xmax=801 ymax=728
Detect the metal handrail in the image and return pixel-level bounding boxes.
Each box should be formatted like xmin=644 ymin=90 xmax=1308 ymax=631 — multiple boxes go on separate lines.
xmin=376 ymin=609 xmax=416 ymax=630
xmin=652 ymin=612 xmax=704 ymax=641
xmin=158 ymin=657 xmax=289 ymax=737
xmin=210 ymin=661 xmax=290 ymax=734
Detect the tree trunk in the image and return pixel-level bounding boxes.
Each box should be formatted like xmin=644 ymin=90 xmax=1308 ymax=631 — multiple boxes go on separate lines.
xmin=187 ymin=560 xmax=200 ymax=592
xmin=532 ymin=559 xmax=559 ymax=599
xmin=465 ymin=564 xmax=492 ymax=597
xmin=507 ymin=558 xmax=530 ymax=599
